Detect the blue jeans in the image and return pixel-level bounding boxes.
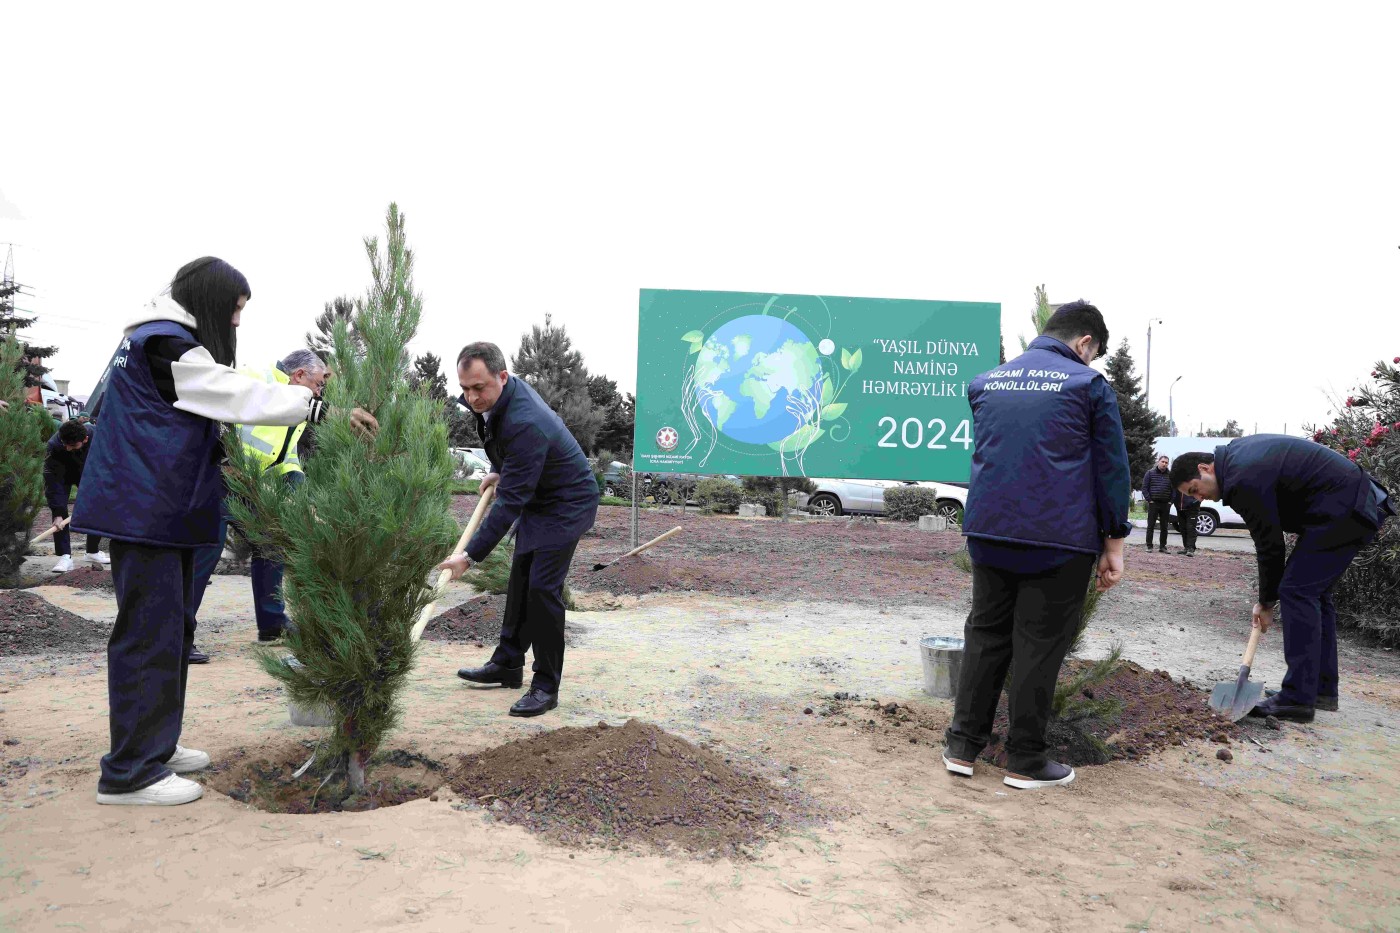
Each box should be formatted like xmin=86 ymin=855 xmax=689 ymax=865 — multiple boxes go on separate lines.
xmin=251 ymin=557 xmax=290 ymax=637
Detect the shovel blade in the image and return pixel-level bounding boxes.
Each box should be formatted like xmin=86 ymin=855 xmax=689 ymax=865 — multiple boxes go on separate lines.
xmin=1209 ymin=678 xmax=1263 ymax=721
xmin=591 ymin=562 xmax=608 ymax=572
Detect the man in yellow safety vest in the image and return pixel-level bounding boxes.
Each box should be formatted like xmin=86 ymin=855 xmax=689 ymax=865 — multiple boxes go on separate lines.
xmin=232 ymin=349 xmax=328 ymax=642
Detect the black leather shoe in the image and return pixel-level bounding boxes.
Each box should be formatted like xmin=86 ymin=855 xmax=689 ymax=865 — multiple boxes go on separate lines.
xmin=257 ymin=630 xmax=283 ymax=643
xmin=1266 ymin=688 xmax=1336 ymax=712
xmin=187 ymin=645 xmax=210 ymax=664
xmin=1248 ymin=695 xmax=1315 ymax=722
xmin=509 ymin=687 xmax=558 ymax=717
xmin=457 ymin=661 xmax=524 ymax=688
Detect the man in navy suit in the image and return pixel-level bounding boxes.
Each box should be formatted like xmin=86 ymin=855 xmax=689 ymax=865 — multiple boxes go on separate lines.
xmin=1172 ymin=436 xmax=1394 ymax=721
xmin=436 ymin=342 xmax=600 ymax=717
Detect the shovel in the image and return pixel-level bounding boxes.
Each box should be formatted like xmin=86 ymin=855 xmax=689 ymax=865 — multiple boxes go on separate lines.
xmin=592 ymin=526 xmax=683 ymax=572
xmin=410 ymin=485 xmax=496 ymax=643
xmin=31 ymin=517 xmax=71 ymax=545
xmin=1209 ymin=625 xmax=1264 ymax=721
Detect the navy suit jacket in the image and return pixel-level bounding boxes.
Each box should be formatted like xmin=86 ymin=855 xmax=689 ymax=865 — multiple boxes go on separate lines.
xmin=1216 ymin=434 xmax=1394 ymax=604
xmin=464 ymin=376 xmax=600 ymax=562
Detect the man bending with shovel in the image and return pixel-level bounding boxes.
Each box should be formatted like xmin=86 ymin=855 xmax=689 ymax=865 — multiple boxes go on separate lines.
xmin=1172 ymin=436 xmax=1394 ymax=722
xmin=436 ymin=342 xmax=600 ymax=717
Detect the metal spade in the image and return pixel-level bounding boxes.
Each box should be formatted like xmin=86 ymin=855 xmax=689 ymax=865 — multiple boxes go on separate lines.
xmin=1209 ymin=625 xmax=1264 ymax=721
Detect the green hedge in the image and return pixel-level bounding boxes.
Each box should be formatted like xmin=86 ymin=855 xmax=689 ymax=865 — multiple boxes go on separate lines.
xmin=883 ymin=486 xmax=939 ymax=521
xmin=696 ymin=478 xmax=741 ymax=514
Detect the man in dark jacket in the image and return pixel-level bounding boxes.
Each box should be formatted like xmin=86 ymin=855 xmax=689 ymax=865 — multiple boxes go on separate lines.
xmin=437 ymin=342 xmax=600 ymax=718
xmin=1142 ymin=455 xmax=1173 ymax=553
xmin=1172 ymin=436 xmax=1394 ymax=721
xmin=44 ymin=419 xmax=107 ymax=573
xmin=943 ymin=301 xmax=1132 ymax=790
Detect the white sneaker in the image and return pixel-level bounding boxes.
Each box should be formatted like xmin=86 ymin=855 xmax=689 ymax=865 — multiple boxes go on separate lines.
xmin=164 ymin=745 xmax=211 ymax=773
xmin=51 ymin=555 xmax=74 ymax=574
xmin=96 ymin=773 xmax=203 ymax=806
xmin=87 ymin=551 xmax=111 ymax=567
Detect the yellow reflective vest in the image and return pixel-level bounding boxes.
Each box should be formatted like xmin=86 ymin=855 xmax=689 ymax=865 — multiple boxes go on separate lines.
xmin=235 ymin=365 xmax=307 ymax=477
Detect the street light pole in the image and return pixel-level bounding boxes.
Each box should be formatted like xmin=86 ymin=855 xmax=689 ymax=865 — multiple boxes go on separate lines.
xmin=1168 ymin=375 xmax=1183 ymax=437
xmin=1145 ymin=318 xmax=1164 ymax=409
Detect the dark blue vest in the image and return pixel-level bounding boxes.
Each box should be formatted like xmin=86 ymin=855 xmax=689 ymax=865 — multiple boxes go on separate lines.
xmin=72 ymin=322 xmax=225 ymax=547
xmin=962 ymin=337 xmax=1106 ymax=555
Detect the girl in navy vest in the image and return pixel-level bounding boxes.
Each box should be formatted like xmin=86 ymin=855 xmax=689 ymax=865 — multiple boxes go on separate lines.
xmin=74 ymin=257 xmax=377 ymax=806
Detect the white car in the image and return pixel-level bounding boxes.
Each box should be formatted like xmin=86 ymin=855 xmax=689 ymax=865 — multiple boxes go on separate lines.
xmin=450 ymin=448 xmax=491 ymax=479
xmin=807 ymin=478 xmax=967 ymax=525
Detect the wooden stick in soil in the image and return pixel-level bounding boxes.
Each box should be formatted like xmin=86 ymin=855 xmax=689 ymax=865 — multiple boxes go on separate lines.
xmin=591 ymin=525 xmax=684 ymax=571
xmin=410 ymin=485 xmax=496 ymax=642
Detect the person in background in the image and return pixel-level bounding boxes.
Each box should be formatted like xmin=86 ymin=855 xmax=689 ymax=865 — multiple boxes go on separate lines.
xmin=72 ymin=257 xmax=377 ymax=807
xmin=1142 ymin=454 xmax=1173 ymax=553
xmin=44 ymin=419 xmax=107 ymax=573
xmin=1172 ymin=437 xmax=1394 ymax=721
xmin=1173 ymin=485 xmax=1200 ymax=556
xmin=943 ymin=300 xmax=1131 ymax=790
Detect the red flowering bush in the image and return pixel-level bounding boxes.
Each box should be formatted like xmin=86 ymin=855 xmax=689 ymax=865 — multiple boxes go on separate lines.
xmin=1307 ymin=358 xmax=1400 ymax=645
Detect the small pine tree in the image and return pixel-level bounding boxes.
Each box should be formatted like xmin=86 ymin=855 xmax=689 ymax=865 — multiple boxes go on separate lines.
xmin=1018 ymin=284 xmax=1057 ymax=351
xmin=226 ymin=205 xmax=457 ymax=794
xmin=513 ymin=314 xmax=605 ymax=452
xmin=0 ymin=329 xmax=49 ymax=586
xmin=1104 ymin=339 xmax=1171 ymax=482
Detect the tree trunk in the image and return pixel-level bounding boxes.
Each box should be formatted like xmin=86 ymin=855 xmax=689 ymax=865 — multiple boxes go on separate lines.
xmin=346 ymin=750 xmax=367 ymax=794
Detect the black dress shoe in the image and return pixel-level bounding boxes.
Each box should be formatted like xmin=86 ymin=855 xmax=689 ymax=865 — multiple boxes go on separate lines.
xmin=187 ymin=645 xmax=210 ymax=664
xmin=457 ymin=661 xmax=524 ymax=688
xmin=1266 ymin=688 xmax=1337 ymax=712
xmin=1248 ymin=695 xmax=1315 ymax=722
xmin=509 ymin=687 xmax=558 ymax=717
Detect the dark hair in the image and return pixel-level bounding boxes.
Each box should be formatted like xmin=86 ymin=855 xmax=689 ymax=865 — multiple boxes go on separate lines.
xmin=1169 ymin=452 xmax=1214 ymax=487
xmin=170 ymin=257 xmax=250 ymax=367
xmin=456 ymin=341 xmax=507 ymax=375
xmin=1043 ymin=300 xmax=1110 ymax=360
xmin=58 ymin=419 xmax=87 ymax=444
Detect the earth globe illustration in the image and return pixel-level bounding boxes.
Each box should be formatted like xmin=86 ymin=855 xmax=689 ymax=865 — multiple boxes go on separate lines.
xmin=692 ymin=315 xmax=825 ymax=446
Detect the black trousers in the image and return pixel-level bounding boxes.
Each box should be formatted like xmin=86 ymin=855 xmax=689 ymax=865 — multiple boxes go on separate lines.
xmin=100 ymin=542 xmax=197 ymax=793
xmin=488 ymin=541 xmax=580 ymax=693
xmin=1178 ymin=505 xmax=1199 ymax=552
xmin=945 ymin=553 xmax=1097 ymax=774
xmin=1145 ymin=501 xmax=1171 ymax=548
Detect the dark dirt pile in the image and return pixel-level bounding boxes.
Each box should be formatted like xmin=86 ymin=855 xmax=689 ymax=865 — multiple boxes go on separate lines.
xmin=451 ymin=720 xmax=803 ymax=858
xmin=0 ymin=590 xmax=109 ymax=656
xmin=588 ymin=554 xmax=682 ymax=595
xmin=827 ymin=661 xmax=1241 ymax=767
xmin=37 ymin=565 xmax=115 ymax=591
xmin=424 ymin=595 xmax=584 ymax=645
xmin=206 ymin=743 xmax=445 ymax=814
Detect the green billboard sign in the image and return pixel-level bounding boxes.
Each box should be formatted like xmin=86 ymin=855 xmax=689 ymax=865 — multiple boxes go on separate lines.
xmin=634 ymin=289 xmax=1000 ymax=481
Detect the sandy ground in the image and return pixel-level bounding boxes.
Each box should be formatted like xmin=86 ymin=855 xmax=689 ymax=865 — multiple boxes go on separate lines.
xmin=3 ymin=555 xmax=1399 ymax=931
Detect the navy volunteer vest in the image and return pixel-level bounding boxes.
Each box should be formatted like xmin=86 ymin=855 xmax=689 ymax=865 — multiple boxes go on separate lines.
xmin=72 ymin=322 xmax=226 ymax=547
xmin=962 ymin=336 xmax=1107 ymax=555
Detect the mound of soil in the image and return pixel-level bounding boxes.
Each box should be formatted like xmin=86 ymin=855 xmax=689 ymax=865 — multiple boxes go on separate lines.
xmin=0 ymin=590 xmax=109 ymax=656
xmin=830 ymin=660 xmax=1240 ymax=768
xmin=424 ymin=595 xmax=584 ymax=645
xmin=589 ymin=554 xmax=682 ymax=595
xmin=451 ymin=720 xmax=802 ymax=857
xmin=40 ymin=565 xmax=115 ymax=591
xmin=205 ymin=743 xmax=445 ymax=814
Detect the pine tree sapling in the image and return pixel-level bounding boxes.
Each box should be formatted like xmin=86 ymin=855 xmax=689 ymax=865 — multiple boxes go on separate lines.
xmin=0 ymin=329 xmax=50 ymax=586
xmin=225 ymin=205 xmax=457 ymax=793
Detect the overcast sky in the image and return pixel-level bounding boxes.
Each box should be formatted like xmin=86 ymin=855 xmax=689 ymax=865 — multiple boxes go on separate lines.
xmin=4 ymin=3 xmax=1396 ymax=436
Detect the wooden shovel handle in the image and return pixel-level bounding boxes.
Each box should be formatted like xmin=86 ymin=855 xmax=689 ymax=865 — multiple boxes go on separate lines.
xmin=1240 ymin=624 xmax=1262 ymax=669
xmin=618 ymin=525 xmax=683 ymax=561
xmin=31 ymin=517 xmax=70 ymax=545
xmin=410 ymin=485 xmax=496 ymax=643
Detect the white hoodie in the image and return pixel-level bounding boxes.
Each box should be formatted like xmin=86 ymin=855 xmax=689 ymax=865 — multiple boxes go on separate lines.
xmin=130 ymin=293 xmax=319 ymax=427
